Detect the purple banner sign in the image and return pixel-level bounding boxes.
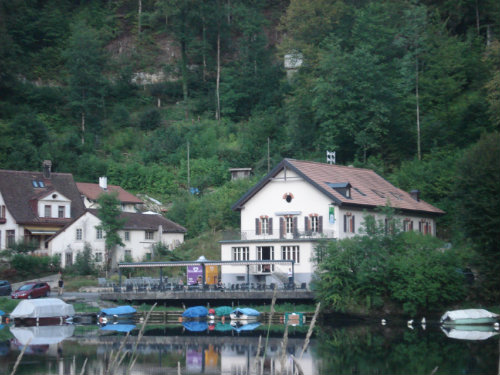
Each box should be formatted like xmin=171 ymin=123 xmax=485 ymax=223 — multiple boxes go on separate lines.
xmin=187 ymin=265 xmax=203 ymax=285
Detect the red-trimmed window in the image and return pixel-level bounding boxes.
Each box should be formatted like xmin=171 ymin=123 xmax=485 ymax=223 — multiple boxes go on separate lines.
xmin=255 ymin=216 xmax=273 ymax=235
xmin=343 ymin=214 xmax=355 ymax=233
xmin=419 ymin=220 xmax=432 ymax=235
xmin=403 ymin=219 xmax=413 ymax=232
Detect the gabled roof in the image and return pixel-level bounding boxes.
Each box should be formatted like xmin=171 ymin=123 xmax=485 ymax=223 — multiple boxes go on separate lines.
xmin=86 ymin=209 xmax=186 ymax=232
xmin=232 ymin=159 xmax=444 ymax=216
xmin=49 ymin=209 xmax=187 ymax=242
xmin=76 ymin=182 xmax=143 ymax=204
xmin=0 ymin=169 xmax=86 ymax=225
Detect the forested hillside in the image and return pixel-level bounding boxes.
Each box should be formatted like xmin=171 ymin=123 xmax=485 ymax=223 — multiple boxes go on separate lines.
xmin=0 ymin=0 xmax=498 ymax=272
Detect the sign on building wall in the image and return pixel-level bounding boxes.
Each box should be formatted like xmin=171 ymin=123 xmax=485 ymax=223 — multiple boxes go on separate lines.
xmin=205 ymin=265 xmax=218 ymax=285
xmin=329 ymin=206 xmax=335 ymax=224
xmin=187 ymin=265 xmax=203 ymax=285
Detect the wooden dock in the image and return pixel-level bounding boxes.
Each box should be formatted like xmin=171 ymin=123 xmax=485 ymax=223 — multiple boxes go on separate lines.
xmin=100 ymin=288 xmax=315 ymax=305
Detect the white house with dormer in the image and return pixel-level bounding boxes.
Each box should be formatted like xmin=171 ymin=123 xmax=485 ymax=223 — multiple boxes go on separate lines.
xmin=220 ymin=159 xmax=444 ymax=287
xmin=0 ymin=161 xmax=86 ymax=252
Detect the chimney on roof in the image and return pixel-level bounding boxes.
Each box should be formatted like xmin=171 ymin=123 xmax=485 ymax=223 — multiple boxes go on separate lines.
xmin=42 ymin=160 xmax=52 ymax=179
xmin=99 ymin=176 xmax=108 ymax=190
xmin=410 ymin=189 xmax=420 ymax=202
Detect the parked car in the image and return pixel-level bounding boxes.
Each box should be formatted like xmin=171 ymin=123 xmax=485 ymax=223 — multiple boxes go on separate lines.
xmin=0 ymin=280 xmax=12 ymax=296
xmin=11 ymin=282 xmax=51 ymax=299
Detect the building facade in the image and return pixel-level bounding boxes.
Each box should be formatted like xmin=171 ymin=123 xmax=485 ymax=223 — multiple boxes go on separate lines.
xmin=0 ymin=161 xmax=85 ymax=253
xmin=49 ymin=210 xmax=186 ymax=268
xmin=220 ymin=159 xmax=444 ymax=287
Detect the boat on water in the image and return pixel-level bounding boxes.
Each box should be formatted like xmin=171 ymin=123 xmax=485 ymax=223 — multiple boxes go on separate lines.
xmin=230 ymin=307 xmax=260 ymax=321
xmin=10 ymin=298 xmax=75 ymax=326
xmin=440 ymin=309 xmax=498 ymax=326
xmin=182 ymin=306 xmax=208 ymax=320
xmin=98 ymin=305 xmax=136 ymax=324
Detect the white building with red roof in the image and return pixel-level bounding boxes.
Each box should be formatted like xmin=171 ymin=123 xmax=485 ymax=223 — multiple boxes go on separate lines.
xmin=77 ymin=177 xmax=144 ymax=212
xmin=220 ymin=159 xmax=444 ymax=287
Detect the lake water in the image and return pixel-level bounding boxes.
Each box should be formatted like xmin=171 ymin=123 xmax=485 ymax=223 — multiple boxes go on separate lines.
xmin=1 ymin=320 xmax=498 ymax=374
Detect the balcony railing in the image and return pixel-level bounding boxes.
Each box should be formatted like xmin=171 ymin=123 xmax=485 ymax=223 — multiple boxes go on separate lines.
xmin=222 ymin=230 xmax=335 ymax=241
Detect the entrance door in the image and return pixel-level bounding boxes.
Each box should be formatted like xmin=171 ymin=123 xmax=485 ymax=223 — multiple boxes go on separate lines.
xmin=257 ymin=246 xmax=274 ymax=273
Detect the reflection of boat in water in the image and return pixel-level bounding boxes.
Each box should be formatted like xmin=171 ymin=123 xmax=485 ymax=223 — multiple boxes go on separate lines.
xmin=441 ymin=325 xmax=499 ymax=340
xmin=10 ymin=324 xmax=75 ymax=346
xmin=230 ymin=321 xmax=261 ymax=333
xmin=100 ymin=323 xmax=136 ymax=333
xmin=230 ymin=308 xmax=260 ymax=321
xmin=440 ymin=309 xmax=498 ymax=326
xmin=215 ymin=322 xmax=233 ymax=332
xmin=98 ymin=305 xmax=136 ymax=324
xmin=10 ymin=298 xmax=75 ymax=326
xmin=183 ymin=321 xmax=208 ymax=332
xmin=182 ymin=306 xmax=208 ymax=320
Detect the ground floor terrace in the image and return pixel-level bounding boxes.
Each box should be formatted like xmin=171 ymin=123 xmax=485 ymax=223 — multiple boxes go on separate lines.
xmin=100 ymin=259 xmax=315 ymax=304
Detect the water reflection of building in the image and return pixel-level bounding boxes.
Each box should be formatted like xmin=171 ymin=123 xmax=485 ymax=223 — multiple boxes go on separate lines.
xmin=90 ymin=335 xmax=316 ymax=374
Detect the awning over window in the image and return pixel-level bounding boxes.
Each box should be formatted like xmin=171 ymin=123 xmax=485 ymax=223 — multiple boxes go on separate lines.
xmin=24 ymin=226 xmax=59 ymax=235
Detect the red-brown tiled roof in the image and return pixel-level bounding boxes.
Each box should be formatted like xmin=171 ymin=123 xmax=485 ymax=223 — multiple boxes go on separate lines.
xmin=50 ymin=209 xmax=186 ymax=241
xmin=0 ymin=169 xmax=86 ymax=225
xmin=76 ymin=182 xmax=143 ymax=204
xmin=233 ymin=159 xmax=444 ymax=215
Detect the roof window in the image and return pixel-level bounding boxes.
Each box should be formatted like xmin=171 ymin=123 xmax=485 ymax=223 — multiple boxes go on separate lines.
xmin=389 ymin=191 xmax=403 ymax=200
xmin=326 ymin=182 xmax=352 ymax=199
xmin=353 ymin=187 xmax=366 ymax=196
xmin=371 ymin=189 xmax=386 ymax=198
xmin=32 ymin=180 xmax=45 ymax=188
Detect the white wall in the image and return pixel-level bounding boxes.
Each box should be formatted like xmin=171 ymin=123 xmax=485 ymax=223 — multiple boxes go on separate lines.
xmin=49 ymin=213 xmax=185 ymax=267
xmin=37 ymin=191 xmax=71 ymax=218
xmin=0 ymin=192 xmax=21 ymax=250
xmin=240 ymin=169 xmax=335 ymax=239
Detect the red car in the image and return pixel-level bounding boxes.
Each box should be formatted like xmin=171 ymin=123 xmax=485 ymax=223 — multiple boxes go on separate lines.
xmin=11 ymin=282 xmax=51 ymax=299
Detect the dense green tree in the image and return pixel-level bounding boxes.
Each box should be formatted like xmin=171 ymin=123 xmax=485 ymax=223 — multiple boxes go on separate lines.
xmin=64 ymin=20 xmax=108 ymax=145
xmin=314 ymin=212 xmax=467 ymax=314
xmin=96 ymin=191 xmax=126 ymax=274
xmin=453 ymin=132 xmax=500 ymax=301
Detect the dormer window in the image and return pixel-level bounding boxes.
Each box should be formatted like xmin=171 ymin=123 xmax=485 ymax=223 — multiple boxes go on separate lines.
xmin=326 ymin=182 xmax=352 ymax=199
